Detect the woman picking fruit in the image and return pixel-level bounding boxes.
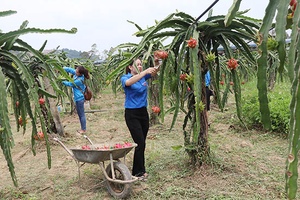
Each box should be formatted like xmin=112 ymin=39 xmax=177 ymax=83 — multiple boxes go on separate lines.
xmin=62 ymin=65 xmax=90 ymax=135
xmin=121 ymin=56 xmax=160 ymax=180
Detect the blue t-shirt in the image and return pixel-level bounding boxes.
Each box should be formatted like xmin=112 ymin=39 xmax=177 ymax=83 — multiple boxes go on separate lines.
xmin=121 ymin=73 xmax=151 ymax=109
xmin=205 ymin=71 xmax=211 ymax=87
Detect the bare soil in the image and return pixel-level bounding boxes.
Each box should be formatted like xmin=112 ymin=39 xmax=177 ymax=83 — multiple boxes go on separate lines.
xmin=0 ymin=89 xmax=294 ymax=199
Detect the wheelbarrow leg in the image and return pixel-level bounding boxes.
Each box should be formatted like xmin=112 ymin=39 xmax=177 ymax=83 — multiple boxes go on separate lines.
xmin=76 ymin=161 xmax=85 ymax=180
xmin=109 ymin=153 xmax=115 ymax=180
xmin=74 ymin=161 xmax=80 ymax=180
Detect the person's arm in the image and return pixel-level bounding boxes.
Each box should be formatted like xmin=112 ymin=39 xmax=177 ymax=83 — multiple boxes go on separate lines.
xmin=62 ymin=78 xmax=78 ymax=87
xmin=125 ymin=67 xmax=158 ymax=86
xmin=63 ymin=67 xmax=76 ymax=75
xmin=62 ymin=80 xmax=73 ymax=87
xmin=62 ymin=77 xmax=83 ymax=88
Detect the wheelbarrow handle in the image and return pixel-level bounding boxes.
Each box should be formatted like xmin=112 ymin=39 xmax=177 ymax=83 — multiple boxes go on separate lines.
xmin=53 ymin=137 xmax=75 ymax=159
xmin=83 ymin=135 xmax=96 ymax=149
xmin=83 ymin=135 xmax=94 ymax=145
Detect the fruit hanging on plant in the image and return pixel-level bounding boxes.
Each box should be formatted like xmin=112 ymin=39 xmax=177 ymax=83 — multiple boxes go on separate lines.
xmin=227 ymin=58 xmax=238 ymax=70
xmin=38 ymin=131 xmax=44 ymax=140
xmin=34 ymin=131 xmax=45 ymax=140
xmin=18 ymin=116 xmax=23 ymax=126
xmin=16 ymin=101 xmax=20 ymax=107
xmin=220 ymin=81 xmax=224 ymax=85
xmin=39 ymin=97 xmax=45 ymax=105
xmin=152 ymin=106 xmax=161 ymax=114
xmin=288 ymin=0 xmax=297 ymax=19
xmin=187 ymin=37 xmax=197 ymax=48
xmin=154 ymin=50 xmax=168 ymax=59
xmin=180 ymin=73 xmax=187 ymax=81
xmin=290 ymin=0 xmax=297 ymax=10
xmin=290 ymin=0 xmax=296 ymax=6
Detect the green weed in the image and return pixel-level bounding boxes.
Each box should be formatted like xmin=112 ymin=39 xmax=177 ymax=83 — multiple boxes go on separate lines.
xmin=242 ymin=80 xmax=291 ymax=135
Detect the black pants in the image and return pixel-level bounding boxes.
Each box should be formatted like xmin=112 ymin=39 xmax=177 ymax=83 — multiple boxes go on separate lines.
xmin=125 ymin=107 xmax=149 ymax=176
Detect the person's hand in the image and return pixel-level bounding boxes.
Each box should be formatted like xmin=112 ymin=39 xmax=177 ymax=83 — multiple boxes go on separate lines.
xmin=145 ymin=67 xmax=157 ymax=75
xmin=154 ymin=56 xmax=162 ymax=69
xmin=144 ymin=67 xmax=158 ymax=77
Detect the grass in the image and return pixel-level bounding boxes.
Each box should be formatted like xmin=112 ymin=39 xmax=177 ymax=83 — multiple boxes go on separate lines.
xmin=0 ymin=84 xmax=298 ymax=200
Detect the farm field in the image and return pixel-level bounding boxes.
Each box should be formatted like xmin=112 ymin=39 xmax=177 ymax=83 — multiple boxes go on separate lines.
xmin=0 ymin=88 xmax=296 ymax=200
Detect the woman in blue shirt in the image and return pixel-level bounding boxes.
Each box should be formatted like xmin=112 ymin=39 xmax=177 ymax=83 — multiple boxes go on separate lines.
xmin=121 ymin=58 xmax=159 ymax=180
xmin=205 ymin=71 xmax=213 ymax=111
xmin=62 ymin=66 xmax=90 ymax=134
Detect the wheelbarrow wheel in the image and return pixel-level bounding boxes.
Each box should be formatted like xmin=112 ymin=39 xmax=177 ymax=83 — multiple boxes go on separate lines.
xmin=105 ymin=161 xmax=132 ymax=199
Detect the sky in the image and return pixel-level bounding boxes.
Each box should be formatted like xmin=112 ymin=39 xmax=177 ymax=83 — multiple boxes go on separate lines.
xmin=2 ymin=0 xmax=268 ymax=53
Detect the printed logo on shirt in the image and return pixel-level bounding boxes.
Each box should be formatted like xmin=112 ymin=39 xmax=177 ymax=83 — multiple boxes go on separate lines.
xmin=142 ymin=81 xmax=147 ymax=86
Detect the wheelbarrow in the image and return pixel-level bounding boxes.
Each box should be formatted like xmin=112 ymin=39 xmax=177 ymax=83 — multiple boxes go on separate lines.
xmin=53 ymin=135 xmax=138 ymax=199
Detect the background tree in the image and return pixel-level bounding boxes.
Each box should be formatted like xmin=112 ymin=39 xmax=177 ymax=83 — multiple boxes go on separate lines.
xmin=105 ymin=2 xmax=260 ymax=165
xmin=0 ymin=10 xmax=77 ymax=186
xmin=257 ymin=0 xmax=300 ymax=199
